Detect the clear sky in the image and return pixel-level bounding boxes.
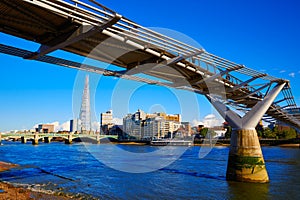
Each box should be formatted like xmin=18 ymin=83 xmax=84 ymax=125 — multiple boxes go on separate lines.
xmin=1 ymin=0 xmax=300 ymax=132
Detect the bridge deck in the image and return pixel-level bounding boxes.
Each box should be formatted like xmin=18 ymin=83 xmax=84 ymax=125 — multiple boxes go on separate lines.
xmin=0 ymin=0 xmax=299 ymax=129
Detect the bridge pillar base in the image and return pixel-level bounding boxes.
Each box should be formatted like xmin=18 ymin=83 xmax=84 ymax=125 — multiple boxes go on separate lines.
xmin=44 ymin=137 xmax=51 ymax=143
xmin=32 ymin=139 xmax=38 ymax=145
xmin=32 ymin=134 xmax=39 ymax=145
xmin=21 ymin=136 xmax=27 ymax=144
xmin=65 ymin=134 xmax=73 ymax=144
xmin=226 ymin=129 xmax=269 ymax=183
xmin=65 ymin=140 xmax=72 ymax=144
xmin=96 ymin=134 xmax=101 ymax=144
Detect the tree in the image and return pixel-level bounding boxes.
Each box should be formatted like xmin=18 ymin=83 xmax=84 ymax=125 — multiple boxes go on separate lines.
xmin=263 ymin=127 xmax=276 ymax=138
xmin=257 ymin=130 xmax=263 ymax=138
xmin=200 ymin=128 xmax=208 ymax=137
xmin=283 ymin=129 xmax=297 ymax=139
xmin=225 ymin=126 xmax=232 ymax=139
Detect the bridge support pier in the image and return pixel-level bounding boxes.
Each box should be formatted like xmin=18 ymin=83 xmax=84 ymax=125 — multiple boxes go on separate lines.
xmin=44 ymin=137 xmax=51 ymax=143
xmin=65 ymin=133 xmax=73 ymax=144
xmin=96 ymin=134 xmax=101 ymax=144
xmin=207 ymin=82 xmax=286 ymax=183
xmin=32 ymin=133 xmax=39 ymax=145
xmin=21 ymin=136 xmax=27 ymax=144
xmin=226 ymin=128 xmax=268 ymax=182
xmin=0 ymin=132 xmax=2 ymax=145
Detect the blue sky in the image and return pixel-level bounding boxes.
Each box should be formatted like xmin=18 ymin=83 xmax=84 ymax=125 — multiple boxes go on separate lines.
xmin=1 ymin=0 xmax=300 ymax=132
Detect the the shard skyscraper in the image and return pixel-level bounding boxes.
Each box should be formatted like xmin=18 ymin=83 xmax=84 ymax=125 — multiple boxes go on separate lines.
xmin=79 ymin=75 xmax=91 ymax=133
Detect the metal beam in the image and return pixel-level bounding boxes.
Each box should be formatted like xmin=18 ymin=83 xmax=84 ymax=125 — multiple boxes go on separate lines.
xmin=274 ymin=98 xmax=290 ymax=105
xmin=194 ymin=65 xmax=244 ymax=85
xmin=269 ymin=105 xmax=290 ymax=112
xmin=120 ymin=50 xmax=204 ymax=76
xmin=227 ymin=74 xmax=267 ymax=92
xmin=165 ymin=50 xmax=204 ymax=66
xmin=206 ymin=95 xmax=242 ymax=128
xmin=208 ymin=82 xmax=286 ymax=129
xmin=231 ymin=82 xmax=271 ymax=100
xmin=242 ymin=82 xmax=286 ymax=129
xmin=24 ymin=14 xmax=122 ymax=60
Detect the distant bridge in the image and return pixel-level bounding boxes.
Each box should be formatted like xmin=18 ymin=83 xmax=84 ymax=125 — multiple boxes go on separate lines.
xmin=1 ymin=0 xmax=299 ymax=182
xmin=0 ymin=132 xmax=118 ymax=145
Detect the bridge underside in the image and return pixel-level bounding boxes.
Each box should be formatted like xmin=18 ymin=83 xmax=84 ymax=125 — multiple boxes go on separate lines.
xmin=1 ymin=0 xmax=300 ymax=183
xmin=1 ymin=0 xmax=299 ymax=130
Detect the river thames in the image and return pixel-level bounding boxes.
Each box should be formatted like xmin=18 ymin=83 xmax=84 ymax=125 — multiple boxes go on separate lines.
xmin=0 ymin=141 xmax=299 ymax=199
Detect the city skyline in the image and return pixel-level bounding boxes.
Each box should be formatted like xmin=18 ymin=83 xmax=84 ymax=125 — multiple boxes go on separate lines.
xmin=1 ymin=0 xmax=300 ymax=132
xmin=1 ymin=107 xmax=221 ymax=133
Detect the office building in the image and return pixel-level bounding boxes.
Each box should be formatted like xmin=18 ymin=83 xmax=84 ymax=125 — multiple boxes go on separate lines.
xmin=37 ymin=124 xmax=54 ymax=133
xmin=123 ymin=109 xmax=181 ymax=139
xmin=100 ymin=110 xmax=114 ymax=134
xmin=70 ymin=119 xmax=80 ymax=133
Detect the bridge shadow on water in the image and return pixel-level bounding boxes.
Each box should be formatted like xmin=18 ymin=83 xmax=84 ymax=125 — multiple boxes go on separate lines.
xmin=159 ymin=168 xmax=226 ymax=181
xmin=158 ymin=168 xmax=270 ymax=199
xmin=0 ymin=164 xmax=76 ymax=183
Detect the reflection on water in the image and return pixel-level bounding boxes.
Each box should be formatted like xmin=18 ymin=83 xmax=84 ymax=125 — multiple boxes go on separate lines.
xmin=228 ymin=181 xmax=270 ymax=200
xmin=0 ymin=142 xmax=299 ymax=199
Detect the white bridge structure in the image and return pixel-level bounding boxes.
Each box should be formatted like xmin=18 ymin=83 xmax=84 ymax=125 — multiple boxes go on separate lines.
xmin=1 ymin=0 xmax=299 ymax=183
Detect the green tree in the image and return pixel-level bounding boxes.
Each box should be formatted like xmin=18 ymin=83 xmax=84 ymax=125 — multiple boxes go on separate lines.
xmin=263 ymin=127 xmax=276 ymax=138
xmin=283 ymin=129 xmax=297 ymax=139
xmin=225 ymin=126 xmax=232 ymax=139
xmin=200 ymin=128 xmax=208 ymax=137
xmin=257 ymin=130 xmax=263 ymax=138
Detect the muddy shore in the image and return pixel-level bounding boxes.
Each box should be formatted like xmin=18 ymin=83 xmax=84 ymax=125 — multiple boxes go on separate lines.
xmin=0 ymin=162 xmax=81 ymax=200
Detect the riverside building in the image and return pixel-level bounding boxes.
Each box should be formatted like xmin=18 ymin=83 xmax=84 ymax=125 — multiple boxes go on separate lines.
xmin=100 ymin=110 xmax=114 ymax=134
xmin=123 ymin=109 xmax=181 ymax=139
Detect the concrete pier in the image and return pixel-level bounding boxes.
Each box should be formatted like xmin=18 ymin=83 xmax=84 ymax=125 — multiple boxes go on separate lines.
xmin=0 ymin=133 xmax=2 ymax=145
xmin=65 ymin=133 xmax=73 ymax=144
xmin=207 ymin=82 xmax=286 ymax=183
xmin=96 ymin=134 xmax=101 ymax=144
xmin=32 ymin=133 xmax=39 ymax=145
xmin=226 ymin=129 xmax=269 ymax=183
xmin=44 ymin=137 xmax=51 ymax=143
xmin=21 ymin=136 xmax=27 ymax=144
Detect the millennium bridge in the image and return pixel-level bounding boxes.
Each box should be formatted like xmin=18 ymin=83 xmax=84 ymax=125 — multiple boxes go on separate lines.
xmin=1 ymin=0 xmax=300 ymax=183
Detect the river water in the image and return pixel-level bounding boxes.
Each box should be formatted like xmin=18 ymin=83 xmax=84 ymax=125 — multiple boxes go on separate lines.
xmin=0 ymin=141 xmax=299 ymax=199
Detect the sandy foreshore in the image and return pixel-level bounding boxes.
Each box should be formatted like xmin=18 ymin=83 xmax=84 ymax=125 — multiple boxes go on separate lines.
xmin=0 ymin=181 xmax=74 ymax=200
xmin=0 ymin=162 xmax=18 ymax=173
xmin=278 ymin=143 xmax=300 ymax=148
xmin=0 ymin=161 xmax=84 ymax=200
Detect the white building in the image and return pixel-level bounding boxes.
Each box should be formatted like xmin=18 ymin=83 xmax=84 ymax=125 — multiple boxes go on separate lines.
xmin=123 ymin=109 xmax=181 ymax=139
xmin=100 ymin=110 xmax=113 ymax=126
xmin=143 ymin=116 xmax=164 ymax=139
xmin=123 ymin=109 xmax=146 ymax=139
xmin=100 ymin=110 xmax=114 ymax=134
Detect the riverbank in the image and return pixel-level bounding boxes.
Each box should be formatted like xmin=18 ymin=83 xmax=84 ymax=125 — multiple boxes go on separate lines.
xmin=0 ymin=181 xmax=75 ymax=200
xmin=0 ymin=161 xmax=18 ymax=172
xmin=0 ymin=162 xmax=86 ymax=200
